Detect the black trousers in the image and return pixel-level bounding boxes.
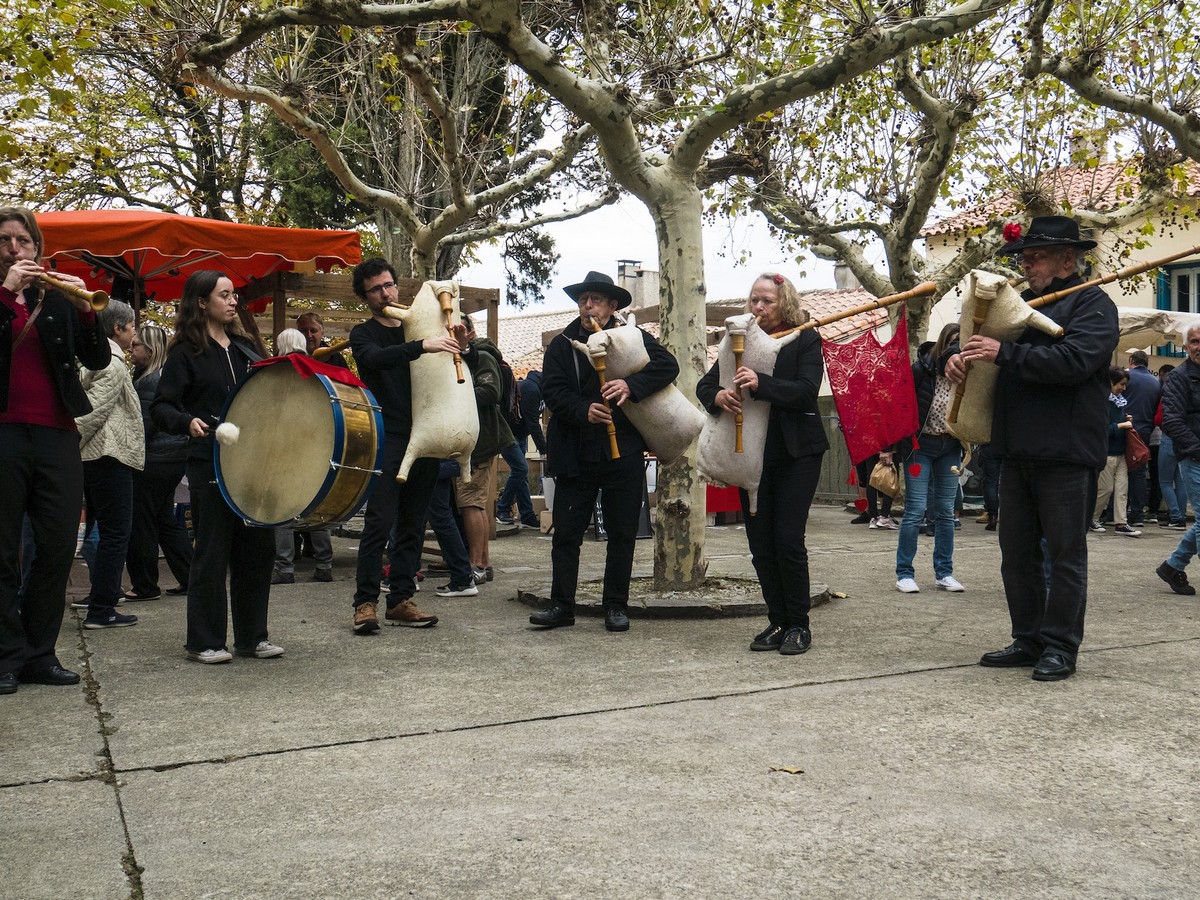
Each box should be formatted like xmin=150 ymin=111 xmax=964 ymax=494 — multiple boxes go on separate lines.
xmin=185 ymin=459 xmax=274 ymax=653
xmin=82 ymin=456 xmax=134 ymax=613
xmin=998 ymin=460 xmax=1096 ymax=662
xmin=742 ymin=452 xmax=823 ymax=630
xmin=354 ymin=436 xmax=438 ymax=608
xmin=126 ymin=461 xmax=191 ymax=595
xmin=550 ymin=454 xmax=645 ymax=610
xmin=0 ymin=425 xmax=83 ymax=675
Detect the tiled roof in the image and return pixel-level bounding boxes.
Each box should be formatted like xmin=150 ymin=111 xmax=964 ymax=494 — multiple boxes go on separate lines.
xmin=923 ymin=159 xmax=1200 ymax=237
xmin=479 ymin=286 xmax=891 ymax=376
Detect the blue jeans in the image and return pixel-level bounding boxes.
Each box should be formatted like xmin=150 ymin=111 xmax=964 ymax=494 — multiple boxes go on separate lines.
xmin=896 ymin=435 xmax=961 ymax=581
xmin=427 ymin=476 xmax=473 ymax=588
xmin=496 ymin=439 xmax=535 ymax=522
xmin=1167 ymin=458 xmax=1200 ymax=571
xmin=1158 ymin=434 xmax=1189 ymax=524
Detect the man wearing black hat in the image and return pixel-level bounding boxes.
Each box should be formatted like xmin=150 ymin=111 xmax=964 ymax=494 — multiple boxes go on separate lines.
xmin=946 ymin=216 xmax=1119 ymax=681
xmin=530 ymin=270 xmax=679 ymax=633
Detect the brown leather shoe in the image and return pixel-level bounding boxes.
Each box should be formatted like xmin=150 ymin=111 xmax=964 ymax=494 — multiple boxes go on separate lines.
xmin=353 ymin=602 xmax=380 ymax=635
xmin=385 ymin=599 xmax=439 ymax=627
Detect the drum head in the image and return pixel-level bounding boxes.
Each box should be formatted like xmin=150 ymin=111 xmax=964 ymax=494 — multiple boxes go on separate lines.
xmin=217 ymin=363 xmax=336 ymax=525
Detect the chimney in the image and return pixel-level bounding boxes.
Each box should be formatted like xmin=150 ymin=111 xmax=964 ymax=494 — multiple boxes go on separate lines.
xmin=834 ymin=263 xmax=861 ymax=290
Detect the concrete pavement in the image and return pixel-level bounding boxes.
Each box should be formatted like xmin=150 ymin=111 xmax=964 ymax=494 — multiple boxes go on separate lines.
xmin=2 ymin=506 xmax=1198 ymax=898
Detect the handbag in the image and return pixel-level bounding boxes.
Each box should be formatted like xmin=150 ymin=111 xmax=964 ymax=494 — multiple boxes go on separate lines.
xmin=1125 ymin=429 xmax=1151 ymax=472
xmin=868 ymin=459 xmax=903 ymax=499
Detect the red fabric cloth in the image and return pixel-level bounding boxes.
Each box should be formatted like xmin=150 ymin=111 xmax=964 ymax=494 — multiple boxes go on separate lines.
xmin=706 ymin=485 xmax=742 ymax=514
xmin=822 ymin=308 xmax=918 ymax=466
xmin=252 ymin=353 xmax=365 ymax=387
xmin=1 ymin=288 xmax=76 ymax=430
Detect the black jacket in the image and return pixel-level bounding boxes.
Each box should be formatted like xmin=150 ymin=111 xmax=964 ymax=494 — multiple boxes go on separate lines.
xmin=542 ymin=317 xmax=679 ymax=478
xmin=989 ymin=276 xmax=1118 ymax=470
xmin=0 ymin=287 xmax=110 ymax=417
xmin=348 ymin=317 xmax=426 ymax=437
xmin=1161 ymin=359 xmax=1200 ymax=460
xmin=893 ymin=338 xmax=959 ymax=458
xmin=151 ymin=335 xmax=262 ymax=461
xmin=697 ymin=328 xmax=829 ymax=460
xmin=518 ymin=369 xmax=547 ymax=454
xmin=134 ymin=369 xmax=188 ymax=467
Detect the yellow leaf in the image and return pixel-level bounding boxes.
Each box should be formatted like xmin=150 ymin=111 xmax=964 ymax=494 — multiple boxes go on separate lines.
xmin=768 ymin=766 xmax=805 ymax=775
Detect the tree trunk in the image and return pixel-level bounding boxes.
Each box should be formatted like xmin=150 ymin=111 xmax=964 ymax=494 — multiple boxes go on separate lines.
xmin=648 ymin=183 xmax=709 ymax=590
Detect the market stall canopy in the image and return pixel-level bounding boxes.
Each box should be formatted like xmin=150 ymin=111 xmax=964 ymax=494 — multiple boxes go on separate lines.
xmin=35 ymin=209 xmax=361 ymax=312
xmin=1117 ymin=306 xmax=1200 ymax=352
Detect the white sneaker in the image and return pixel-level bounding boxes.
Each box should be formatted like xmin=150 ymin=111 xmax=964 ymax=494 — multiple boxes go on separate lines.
xmin=896 ymin=578 xmax=920 ymax=593
xmin=235 ymin=640 xmax=284 ymax=659
xmin=877 ymin=517 xmax=899 ymax=530
xmin=187 ymin=648 xmax=233 ymax=664
xmin=935 ymin=575 xmax=965 ymax=592
xmin=436 ymin=583 xmax=480 ymax=597
xmin=1089 ymin=521 xmax=1105 ymax=533
xmin=868 ymin=516 xmax=881 ymax=529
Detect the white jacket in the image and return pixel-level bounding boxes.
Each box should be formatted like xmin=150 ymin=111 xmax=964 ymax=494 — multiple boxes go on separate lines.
xmin=76 ymin=337 xmax=145 ymax=470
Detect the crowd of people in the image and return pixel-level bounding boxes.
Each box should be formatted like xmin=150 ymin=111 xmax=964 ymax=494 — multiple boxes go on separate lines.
xmin=2 ymin=209 xmax=1195 ymax=695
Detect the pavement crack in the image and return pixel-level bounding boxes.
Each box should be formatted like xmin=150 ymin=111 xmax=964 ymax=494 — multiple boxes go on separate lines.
xmin=74 ymin=620 xmax=146 ymax=900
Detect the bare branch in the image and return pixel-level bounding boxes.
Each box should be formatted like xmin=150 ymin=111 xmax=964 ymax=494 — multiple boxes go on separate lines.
xmin=442 ymin=186 xmax=621 ymax=245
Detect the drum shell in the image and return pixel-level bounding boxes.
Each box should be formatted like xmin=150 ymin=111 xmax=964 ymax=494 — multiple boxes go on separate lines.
xmin=215 ymin=361 xmax=384 ymax=528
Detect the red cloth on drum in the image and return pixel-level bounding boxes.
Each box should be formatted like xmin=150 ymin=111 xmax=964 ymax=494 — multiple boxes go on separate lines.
xmin=252 ymin=354 xmax=365 ymax=387
xmin=822 ymin=307 xmax=918 ymax=466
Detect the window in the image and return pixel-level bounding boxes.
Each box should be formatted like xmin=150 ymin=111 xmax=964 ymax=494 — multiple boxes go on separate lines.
xmin=1156 ymin=265 xmax=1200 ymax=357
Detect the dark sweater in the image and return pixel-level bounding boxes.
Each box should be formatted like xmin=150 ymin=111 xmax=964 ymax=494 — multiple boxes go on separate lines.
xmin=348 ymin=317 xmax=426 ymax=437
xmin=467 ymin=338 xmax=515 ymax=466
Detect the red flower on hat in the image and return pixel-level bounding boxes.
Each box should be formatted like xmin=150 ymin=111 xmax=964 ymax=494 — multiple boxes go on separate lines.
xmin=1003 ymin=223 xmax=1022 ymax=243
xmin=771 ymin=273 xmax=784 ymax=285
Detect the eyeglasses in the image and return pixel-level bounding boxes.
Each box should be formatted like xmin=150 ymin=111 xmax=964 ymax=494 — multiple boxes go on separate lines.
xmin=366 ymin=281 xmax=398 ymax=297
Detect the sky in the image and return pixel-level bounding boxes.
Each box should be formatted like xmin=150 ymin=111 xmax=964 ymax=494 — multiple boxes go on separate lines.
xmin=454 ymin=196 xmax=837 ymax=312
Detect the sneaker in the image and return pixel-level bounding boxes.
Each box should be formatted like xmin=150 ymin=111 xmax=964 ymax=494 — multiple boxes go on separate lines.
xmin=1159 ymin=519 xmax=1175 ymax=528
xmin=521 ymin=516 xmax=541 ymax=528
xmin=935 ymin=575 xmax=965 ymax=592
xmin=1156 ymin=561 xmax=1197 ymax=596
xmin=896 ymin=578 xmax=920 ymax=594
xmin=70 ymin=597 xmax=91 ymax=610
xmin=83 ymin=611 xmax=138 ymax=629
xmin=271 ymin=570 xmax=295 ymax=585
xmin=187 ymin=648 xmax=233 ymax=664
xmin=122 ymin=590 xmax=161 ymax=602
xmin=749 ymin=624 xmax=785 ymax=651
xmin=235 ymin=640 xmax=284 ymax=659
xmin=879 ymin=516 xmax=899 ymax=530
xmin=496 ymin=514 xmax=515 ymax=525
xmin=953 ymin=517 xmax=962 ymax=529
xmin=385 ymin=599 xmax=438 ymax=627
xmin=1129 ymin=521 xmax=1146 ymax=529
xmin=849 ymin=512 xmax=872 ymax=525
xmin=471 ymin=567 xmax=488 ymax=585
xmin=868 ymin=516 xmax=881 ymax=529
xmin=436 ymin=582 xmax=479 ymax=597
xmin=1171 ymin=521 xmax=1188 ymax=530
xmin=1115 ymin=524 xmax=1141 ymax=537
xmin=310 ymin=569 xmax=333 ymax=583
xmin=353 ymin=602 xmax=380 ymax=635
xmin=1145 ymin=516 xmax=1158 ymax=525
xmin=778 ymin=626 xmax=812 ymax=655
xmin=1089 ymin=521 xmax=1105 ymax=533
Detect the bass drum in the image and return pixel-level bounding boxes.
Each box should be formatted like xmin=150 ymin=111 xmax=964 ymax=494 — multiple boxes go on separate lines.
xmin=215 ymin=360 xmax=384 ymax=528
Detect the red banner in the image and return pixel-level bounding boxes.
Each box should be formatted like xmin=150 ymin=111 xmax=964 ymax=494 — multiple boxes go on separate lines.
xmin=822 ymin=308 xmax=918 ymax=465
xmin=252 ymin=354 xmax=365 ymax=388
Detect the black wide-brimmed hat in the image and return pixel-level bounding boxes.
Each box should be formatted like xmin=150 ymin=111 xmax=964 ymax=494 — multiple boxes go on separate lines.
xmin=998 ymin=215 xmax=1097 ymax=255
xmin=563 ymin=270 xmax=632 ymax=309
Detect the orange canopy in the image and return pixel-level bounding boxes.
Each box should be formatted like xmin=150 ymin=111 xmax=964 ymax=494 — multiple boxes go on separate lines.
xmin=36 ymin=209 xmax=361 ymax=312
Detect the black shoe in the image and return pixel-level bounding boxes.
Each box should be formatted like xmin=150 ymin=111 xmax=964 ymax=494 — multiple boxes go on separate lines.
xmin=604 ymin=607 xmax=630 ymax=632
xmin=122 ymin=589 xmax=161 ymax=602
xmin=779 ymin=626 xmax=812 ymax=655
xmin=166 ymin=585 xmax=188 ymax=595
xmin=271 ymin=571 xmax=295 ymax=585
xmin=310 ymin=569 xmax=333 ymax=583
xmin=0 ymin=672 xmax=16 ymax=694
xmin=1032 ymin=651 xmax=1075 ymax=681
xmin=521 ymin=516 xmax=541 ymax=528
xmin=1156 ymin=561 xmax=1196 ymax=596
xmin=19 ymin=664 xmax=81 ymax=686
xmin=849 ymin=512 xmax=872 ymax=525
xmin=749 ymin=625 xmax=784 ymax=651
xmin=530 ymin=603 xmax=575 ymax=629
xmin=83 ymin=611 xmax=138 ymax=629
xmin=979 ymin=641 xmax=1040 ymax=667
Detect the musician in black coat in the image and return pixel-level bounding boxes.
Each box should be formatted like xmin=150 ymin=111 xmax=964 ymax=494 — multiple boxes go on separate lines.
xmin=531 ymin=271 xmax=679 ymax=634
xmin=697 ymin=273 xmax=828 ymax=656
xmin=0 ymin=206 xmax=110 ymax=694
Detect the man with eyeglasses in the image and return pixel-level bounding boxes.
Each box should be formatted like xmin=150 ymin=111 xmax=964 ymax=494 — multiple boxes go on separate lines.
xmin=946 ymin=216 xmax=1119 ymax=682
xmin=347 ymin=258 xmax=467 ymax=635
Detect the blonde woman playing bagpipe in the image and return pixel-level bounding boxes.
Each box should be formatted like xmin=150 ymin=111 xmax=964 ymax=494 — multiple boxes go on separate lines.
xmin=696 ymin=273 xmax=828 ymax=656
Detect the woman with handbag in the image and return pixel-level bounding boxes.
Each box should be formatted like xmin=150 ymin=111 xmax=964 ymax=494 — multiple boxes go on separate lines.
xmin=1090 ymin=367 xmax=1141 ymax=537
xmin=697 ymin=273 xmax=828 ymax=656
xmin=895 ymin=323 xmax=964 ymax=594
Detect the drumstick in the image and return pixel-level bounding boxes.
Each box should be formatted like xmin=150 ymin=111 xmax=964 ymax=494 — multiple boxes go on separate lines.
xmin=731 ymin=330 xmax=745 ymax=453
xmin=436 ymin=289 xmax=465 ymax=384
xmin=583 ymin=315 xmax=620 ymax=460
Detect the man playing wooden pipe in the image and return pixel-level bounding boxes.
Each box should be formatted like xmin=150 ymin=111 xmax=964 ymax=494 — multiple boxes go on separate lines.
xmin=945 ymin=216 xmax=1118 ymax=681
xmin=296 ymin=311 xmax=349 ymax=369
xmin=531 ymin=270 xmax=678 ymax=633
